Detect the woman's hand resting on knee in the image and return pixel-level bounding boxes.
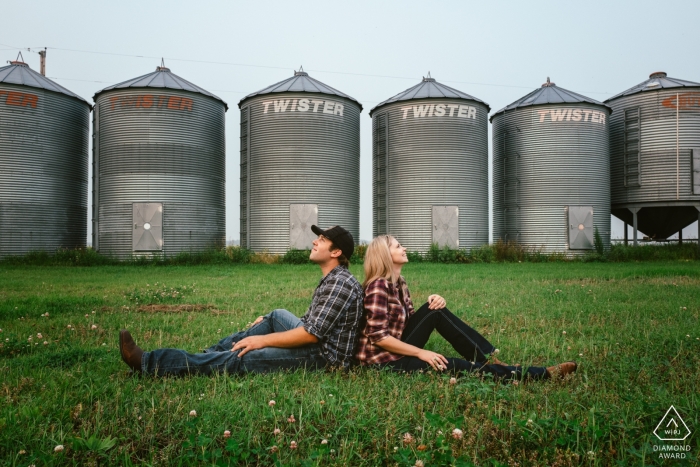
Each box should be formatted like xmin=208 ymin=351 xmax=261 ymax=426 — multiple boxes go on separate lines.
xmin=427 ymin=294 xmax=446 ymax=310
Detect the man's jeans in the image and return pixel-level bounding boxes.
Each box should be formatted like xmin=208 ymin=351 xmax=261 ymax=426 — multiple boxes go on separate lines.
xmin=141 ymin=309 xmax=326 ymax=376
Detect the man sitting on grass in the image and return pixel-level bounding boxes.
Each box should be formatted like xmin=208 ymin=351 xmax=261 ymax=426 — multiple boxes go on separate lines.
xmin=119 ymin=225 xmax=363 ymax=376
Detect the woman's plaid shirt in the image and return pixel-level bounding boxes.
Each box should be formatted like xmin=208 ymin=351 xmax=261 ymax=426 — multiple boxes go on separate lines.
xmin=300 ymin=265 xmax=364 ymax=368
xmin=355 ymin=277 xmax=415 ymax=365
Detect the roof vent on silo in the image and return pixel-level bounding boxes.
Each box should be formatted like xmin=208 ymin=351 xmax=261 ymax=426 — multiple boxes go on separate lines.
xmin=294 ymin=66 xmax=308 ymax=77
xmin=541 ymin=77 xmax=556 ymax=87
xmin=649 ymin=71 xmax=667 ymax=79
xmin=155 ymin=58 xmax=171 ymax=73
xmin=423 ymin=72 xmax=436 ymax=82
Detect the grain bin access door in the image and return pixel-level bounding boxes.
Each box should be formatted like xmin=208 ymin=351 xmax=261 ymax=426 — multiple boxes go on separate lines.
xmin=432 ymin=206 xmax=459 ymax=248
xmin=693 ymin=149 xmax=700 ymax=195
xmin=133 ymin=203 xmax=163 ymax=251
xmin=290 ymin=204 xmax=318 ymax=250
xmin=568 ymin=206 xmax=593 ymax=250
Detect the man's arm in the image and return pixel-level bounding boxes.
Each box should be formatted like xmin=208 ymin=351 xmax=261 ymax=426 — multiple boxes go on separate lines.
xmin=232 ymin=327 xmax=319 ymax=357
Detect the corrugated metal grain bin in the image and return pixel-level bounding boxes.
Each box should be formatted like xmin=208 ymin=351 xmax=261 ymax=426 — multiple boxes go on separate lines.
xmin=0 ymin=59 xmax=90 ymax=258
xmin=93 ymin=65 xmax=227 ymax=258
xmin=491 ymin=78 xmax=611 ymax=253
xmin=370 ymin=75 xmax=489 ymax=252
xmin=605 ymin=72 xmax=700 ymax=239
xmin=239 ymin=70 xmax=361 ymax=253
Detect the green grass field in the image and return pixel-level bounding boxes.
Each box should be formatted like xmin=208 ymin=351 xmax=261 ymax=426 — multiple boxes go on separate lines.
xmin=1 ymin=262 xmax=698 ymax=466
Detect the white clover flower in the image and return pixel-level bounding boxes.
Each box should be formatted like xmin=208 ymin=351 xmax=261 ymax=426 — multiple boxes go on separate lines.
xmin=273 ymin=428 xmax=281 ymax=435
xmin=37 ymin=333 xmax=43 ymax=339
xmin=402 ymin=432 xmax=414 ymax=444
xmin=321 ymin=439 xmax=328 ymax=444
xmin=287 ymin=414 xmax=296 ymax=423
xmin=270 ymin=445 xmax=279 ymax=453
xmin=224 ymin=430 xmax=231 ymax=438
xmin=562 ymin=331 xmax=567 ymax=335
xmin=91 ymin=325 xmax=97 ymax=330
xmin=44 ymin=341 xmax=48 ymax=346
xmin=189 ymin=410 xmax=197 ymax=417
xmin=289 ymin=441 xmax=298 ymax=449
xmin=415 ymin=460 xmax=425 ymax=467
xmin=268 ymin=400 xmax=276 ymax=407
xmin=449 ymin=377 xmax=457 ymax=385
xmin=54 ymin=445 xmax=64 ymax=452
xmin=452 ymin=428 xmax=463 ymax=440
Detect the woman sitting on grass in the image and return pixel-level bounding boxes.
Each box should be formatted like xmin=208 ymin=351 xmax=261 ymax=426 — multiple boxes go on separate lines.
xmin=355 ymin=235 xmax=576 ymax=381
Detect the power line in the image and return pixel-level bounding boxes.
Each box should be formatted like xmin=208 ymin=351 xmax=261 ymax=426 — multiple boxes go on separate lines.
xmin=3 ymin=43 xmax=612 ymax=95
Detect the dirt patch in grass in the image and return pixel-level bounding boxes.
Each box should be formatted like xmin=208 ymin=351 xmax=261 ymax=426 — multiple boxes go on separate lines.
xmin=134 ymin=304 xmax=219 ymax=313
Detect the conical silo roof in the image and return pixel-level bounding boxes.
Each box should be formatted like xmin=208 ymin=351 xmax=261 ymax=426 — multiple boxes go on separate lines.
xmin=94 ymin=65 xmax=228 ymax=110
xmin=604 ymin=72 xmax=700 ymax=103
xmin=0 ymin=60 xmax=90 ymax=105
xmin=370 ymin=74 xmax=490 ymax=116
xmin=238 ymin=69 xmax=362 ymax=110
xmin=490 ymin=78 xmax=609 ymax=121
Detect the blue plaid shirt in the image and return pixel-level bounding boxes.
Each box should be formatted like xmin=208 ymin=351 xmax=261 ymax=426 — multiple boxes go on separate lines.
xmin=300 ymin=266 xmax=363 ymax=368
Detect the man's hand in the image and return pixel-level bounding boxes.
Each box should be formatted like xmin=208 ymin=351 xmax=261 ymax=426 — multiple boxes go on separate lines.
xmin=232 ymin=335 xmax=267 ymax=357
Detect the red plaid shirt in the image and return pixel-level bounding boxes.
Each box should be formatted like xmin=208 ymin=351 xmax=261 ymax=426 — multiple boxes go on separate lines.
xmin=355 ymin=277 xmax=415 ymax=365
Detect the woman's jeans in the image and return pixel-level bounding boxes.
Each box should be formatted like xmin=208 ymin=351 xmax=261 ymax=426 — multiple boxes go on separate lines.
xmin=141 ymin=309 xmax=326 ymax=376
xmin=383 ymin=303 xmax=548 ymax=380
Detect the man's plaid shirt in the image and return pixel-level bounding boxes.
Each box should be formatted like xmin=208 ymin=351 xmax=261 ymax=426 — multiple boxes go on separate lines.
xmin=355 ymin=276 xmax=415 ymax=365
xmin=300 ymin=265 xmax=363 ymax=368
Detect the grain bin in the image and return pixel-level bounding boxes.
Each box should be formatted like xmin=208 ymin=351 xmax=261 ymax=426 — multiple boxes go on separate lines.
xmin=370 ymin=74 xmax=490 ymax=252
xmin=239 ymin=69 xmax=361 ymax=253
xmin=605 ymin=72 xmax=700 ymax=243
xmin=491 ymin=78 xmax=611 ymax=253
xmin=0 ymin=58 xmax=90 ymax=258
xmin=93 ymin=65 xmax=227 ymax=258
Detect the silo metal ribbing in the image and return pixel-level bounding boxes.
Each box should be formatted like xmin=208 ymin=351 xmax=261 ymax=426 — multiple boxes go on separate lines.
xmin=93 ymin=67 xmax=227 ymax=258
xmin=0 ymin=61 xmax=90 ymax=258
xmin=239 ymin=71 xmax=361 ymax=253
xmin=491 ymin=81 xmax=611 ymax=254
xmin=606 ymin=72 xmax=700 ymax=240
xmin=370 ymin=77 xmax=490 ymax=253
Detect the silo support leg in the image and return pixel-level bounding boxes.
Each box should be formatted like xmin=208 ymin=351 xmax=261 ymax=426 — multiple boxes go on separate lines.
xmin=629 ymin=208 xmax=641 ymax=247
xmin=679 ymin=229 xmax=683 ymax=244
xmin=696 ymin=206 xmax=700 ymax=254
xmin=624 ymin=222 xmax=628 ymax=245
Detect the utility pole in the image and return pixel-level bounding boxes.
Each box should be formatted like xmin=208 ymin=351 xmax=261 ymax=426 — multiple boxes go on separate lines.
xmin=39 ymin=48 xmax=46 ymax=76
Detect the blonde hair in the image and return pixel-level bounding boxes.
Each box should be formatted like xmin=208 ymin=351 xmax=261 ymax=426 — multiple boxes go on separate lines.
xmin=363 ymin=235 xmax=398 ymax=289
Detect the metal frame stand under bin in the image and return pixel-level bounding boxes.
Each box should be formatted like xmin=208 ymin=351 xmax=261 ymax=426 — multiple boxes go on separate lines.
xmin=628 ymin=207 xmax=641 ymax=246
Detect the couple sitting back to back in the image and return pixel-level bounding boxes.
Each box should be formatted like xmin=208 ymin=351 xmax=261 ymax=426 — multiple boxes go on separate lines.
xmin=120 ymin=225 xmax=576 ymax=380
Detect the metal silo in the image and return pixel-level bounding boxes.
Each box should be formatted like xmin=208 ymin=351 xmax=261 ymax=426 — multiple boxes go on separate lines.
xmin=239 ymin=69 xmax=361 ymax=253
xmin=370 ymin=74 xmax=489 ymax=252
xmin=605 ymin=72 xmax=700 ymax=243
xmin=93 ymin=65 xmax=227 ymax=258
xmin=0 ymin=58 xmax=90 ymax=258
xmin=491 ymin=78 xmax=611 ymax=253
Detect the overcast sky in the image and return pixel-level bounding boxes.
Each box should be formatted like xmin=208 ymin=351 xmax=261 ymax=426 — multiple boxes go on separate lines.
xmin=3 ymin=0 xmax=699 ymax=243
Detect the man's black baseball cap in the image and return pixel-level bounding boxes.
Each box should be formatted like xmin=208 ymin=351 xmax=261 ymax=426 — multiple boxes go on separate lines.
xmin=311 ymin=225 xmax=355 ymax=259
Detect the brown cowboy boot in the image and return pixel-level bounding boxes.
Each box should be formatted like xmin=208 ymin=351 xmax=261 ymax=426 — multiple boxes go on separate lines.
xmin=119 ymin=330 xmax=144 ymax=373
xmin=546 ymin=361 xmax=577 ymax=379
